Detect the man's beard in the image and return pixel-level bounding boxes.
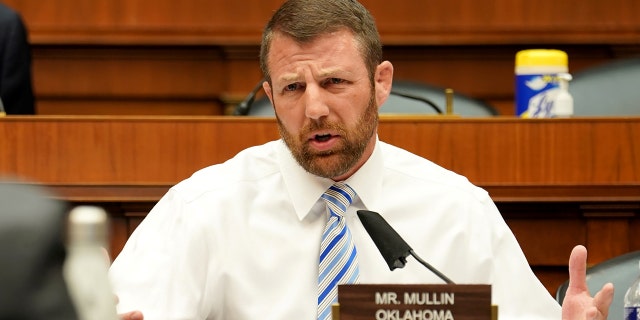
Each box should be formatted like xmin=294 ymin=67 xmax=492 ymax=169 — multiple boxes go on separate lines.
xmin=277 ymin=94 xmax=378 ymax=179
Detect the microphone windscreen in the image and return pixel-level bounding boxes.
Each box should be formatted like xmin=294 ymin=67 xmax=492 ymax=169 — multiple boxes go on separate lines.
xmin=357 ymin=210 xmax=412 ymax=270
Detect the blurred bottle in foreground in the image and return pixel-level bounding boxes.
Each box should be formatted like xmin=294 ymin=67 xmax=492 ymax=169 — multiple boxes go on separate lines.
xmin=624 ymin=260 xmax=640 ymax=320
xmin=63 ymin=206 xmax=119 ymax=320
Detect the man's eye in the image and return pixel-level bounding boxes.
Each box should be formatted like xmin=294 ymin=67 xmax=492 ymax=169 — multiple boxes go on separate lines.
xmin=284 ymin=83 xmax=299 ymax=92
xmin=328 ymin=78 xmax=344 ymax=85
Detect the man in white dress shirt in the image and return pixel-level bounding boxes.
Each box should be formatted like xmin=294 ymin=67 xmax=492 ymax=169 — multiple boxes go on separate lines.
xmin=112 ymin=0 xmax=613 ymax=319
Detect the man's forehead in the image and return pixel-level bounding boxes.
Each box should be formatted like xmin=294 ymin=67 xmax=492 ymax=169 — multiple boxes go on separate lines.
xmin=267 ymin=30 xmax=362 ymax=75
xmin=267 ymin=28 xmax=359 ymax=58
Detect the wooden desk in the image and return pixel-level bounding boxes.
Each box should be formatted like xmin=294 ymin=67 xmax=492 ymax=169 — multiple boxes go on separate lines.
xmin=1 ymin=115 xmax=639 ymax=295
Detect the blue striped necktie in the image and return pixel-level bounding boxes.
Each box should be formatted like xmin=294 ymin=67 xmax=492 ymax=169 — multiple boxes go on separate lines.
xmin=317 ymin=183 xmax=360 ymax=320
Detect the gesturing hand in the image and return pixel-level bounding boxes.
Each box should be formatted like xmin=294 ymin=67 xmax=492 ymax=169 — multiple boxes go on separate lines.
xmin=119 ymin=310 xmax=143 ymax=320
xmin=561 ymin=245 xmax=614 ymax=320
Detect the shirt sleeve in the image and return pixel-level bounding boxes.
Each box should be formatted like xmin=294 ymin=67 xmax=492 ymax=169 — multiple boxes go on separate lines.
xmin=481 ymin=198 xmax=562 ymax=320
xmin=109 ymin=188 xmax=221 ymax=320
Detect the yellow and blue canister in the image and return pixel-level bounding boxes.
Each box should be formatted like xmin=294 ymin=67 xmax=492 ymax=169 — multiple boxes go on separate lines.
xmin=515 ymin=49 xmax=569 ymax=118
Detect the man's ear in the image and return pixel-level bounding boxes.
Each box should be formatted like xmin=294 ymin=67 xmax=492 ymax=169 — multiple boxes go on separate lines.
xmin=262 ymin=80 xmax=273 ymax=105
xmin=374 ymin=61 xmax=394 ymax=108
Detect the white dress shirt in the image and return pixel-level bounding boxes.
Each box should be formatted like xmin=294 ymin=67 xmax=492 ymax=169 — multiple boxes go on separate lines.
xmin=109 ymin=138 xmax=561 ymax=319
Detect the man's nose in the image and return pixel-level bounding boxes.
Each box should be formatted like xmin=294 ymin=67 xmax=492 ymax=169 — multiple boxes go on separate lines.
xmin=303 ymin=85 xmax=330 ymax=120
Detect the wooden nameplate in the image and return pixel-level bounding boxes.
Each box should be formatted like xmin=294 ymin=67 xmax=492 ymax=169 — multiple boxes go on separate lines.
xmin=333 ymin=284 xmax=494 ymax=320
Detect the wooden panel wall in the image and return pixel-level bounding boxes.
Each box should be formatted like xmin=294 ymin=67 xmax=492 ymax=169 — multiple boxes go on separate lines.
xmin=6 ymin=0 xmax=639 ymax=45
xmin=3 ymin=0 xmax=640 ymax=116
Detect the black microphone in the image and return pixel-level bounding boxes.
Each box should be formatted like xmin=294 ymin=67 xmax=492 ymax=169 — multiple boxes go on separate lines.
xmin=389 ymin=89 xmax=443 ymax=114
xmin=0 ymin=97 xmax=6 ymax=116
xmin=357 ymin=210 xmax=454 ymax=284
xmin=233 ymin=80 xmax=265 ymax=116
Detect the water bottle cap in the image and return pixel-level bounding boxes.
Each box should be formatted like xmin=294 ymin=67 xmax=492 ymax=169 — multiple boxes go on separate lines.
xmin=67 ymin=206 xmax=108 ymax=245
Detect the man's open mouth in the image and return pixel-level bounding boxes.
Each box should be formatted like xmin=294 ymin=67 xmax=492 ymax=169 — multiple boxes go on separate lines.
xmin=314 ymin=134 xmax=332 ymax=142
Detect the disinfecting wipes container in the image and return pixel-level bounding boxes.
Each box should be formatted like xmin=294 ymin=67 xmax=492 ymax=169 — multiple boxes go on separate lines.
xmin=515 ymin=49 xmax=569 ymax=118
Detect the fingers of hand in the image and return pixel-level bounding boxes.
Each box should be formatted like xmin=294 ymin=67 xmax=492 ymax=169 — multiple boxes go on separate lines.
xmin=593 ymin=283 xmax=614 ymax=318
xmin=567 ymin=245 xmax=589 ymax=292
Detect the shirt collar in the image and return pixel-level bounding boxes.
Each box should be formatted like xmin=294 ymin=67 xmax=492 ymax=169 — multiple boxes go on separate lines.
xmin=277 ymin=137 xmax=384 ymax=221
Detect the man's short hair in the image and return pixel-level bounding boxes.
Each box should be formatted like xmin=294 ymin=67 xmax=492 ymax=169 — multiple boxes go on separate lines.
xmin=260 ymin=0 xmax=383 ymax=84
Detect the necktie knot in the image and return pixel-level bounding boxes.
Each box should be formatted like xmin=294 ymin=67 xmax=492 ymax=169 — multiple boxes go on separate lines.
xmin=321 ymin=183 xmax=356 ymax=218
